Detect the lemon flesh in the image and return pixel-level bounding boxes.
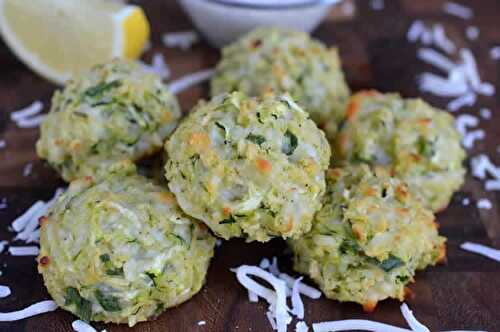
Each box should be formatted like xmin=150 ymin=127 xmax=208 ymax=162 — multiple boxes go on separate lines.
xmin=0 ymin=0 xmax=150 ymax=84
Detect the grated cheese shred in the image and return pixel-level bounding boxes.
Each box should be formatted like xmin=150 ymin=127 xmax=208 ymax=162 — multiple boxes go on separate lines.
xmin=291 ymin=277 xmax=305 ymax=319
xmin=400 ymin=303 xmax=430 ymax=332
xmin=0 ymin=300 xmax=58 ymax=321
xmin=476 ymin=198 xmax=492 ymax=210
xmin=407 ymin=21 xmax=425 ymax=42
xmin=461 ymin=242 xmax=500 ymax=262
xmin=278 ymin=273 xmax=321 ymax=299
xmin=10 ymin=101 xmax=43 ymax=122
xmin=168 ymin=69 xmax=215 ymax=95
xmin=234 ymin=265 xmax=291 ymax=332
xmin=312 ymin=319 xmax=411 ymax=332
xmin=8 ymin=246 xmax=40 ymax=256
xmin=0 ymin=285 xmax=11 ymax=298
xmin=10 ymin=188 xmax=65 ymax=245
xmin=443 ymin=2 xmax=473 ymax=20
xmin=432 ymin=24 xmax=456 ymax=54
xmin=296 ymin=321 xmax=309 ymax=332
xmin=470 ymin=154 xmax=500 ymax=191
xmin=72 ymin=320 xmax=97 ymax=332
xmin=162 ymin=30 xmax=199 ymax=50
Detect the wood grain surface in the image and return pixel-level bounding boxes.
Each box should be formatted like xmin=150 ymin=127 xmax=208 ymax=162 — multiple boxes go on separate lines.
xmin=1 ymin=0 xmax=500 ymax=331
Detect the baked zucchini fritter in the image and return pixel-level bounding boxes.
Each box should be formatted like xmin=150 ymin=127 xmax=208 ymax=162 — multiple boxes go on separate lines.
xmin=289 ymin=165 xmax=446 ymax=311
xmin=165 ymin=92 xmax=331 ymax=242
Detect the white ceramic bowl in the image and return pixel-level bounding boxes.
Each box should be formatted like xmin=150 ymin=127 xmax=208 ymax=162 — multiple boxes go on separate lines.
xmin=178 ymin=0 xmax=341 ymax=48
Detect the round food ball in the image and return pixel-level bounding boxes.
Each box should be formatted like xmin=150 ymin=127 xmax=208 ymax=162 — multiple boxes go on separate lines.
xmin=38 ymin=162 xmax=215 ymax=326
xmin=165 ymin=92 xmax=331 ymax=242
xmin=36 ymin=59 xmax=181 ymax=182
xmin=288 ymin=165 xmax=446 ymax=311
xmin=332 ymin=91 xmax=466 ymax=211
xmin=210 ymin=27 xmax=350 ymax=126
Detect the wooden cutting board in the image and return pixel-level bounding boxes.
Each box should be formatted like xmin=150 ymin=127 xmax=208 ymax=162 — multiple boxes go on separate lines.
xmin=0 ymin=0 xmax=499 ymax=331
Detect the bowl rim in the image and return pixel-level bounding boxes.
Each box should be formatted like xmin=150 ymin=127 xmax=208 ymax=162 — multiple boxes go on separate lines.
xmin=204 ymin=0 xmax=337 ymax=10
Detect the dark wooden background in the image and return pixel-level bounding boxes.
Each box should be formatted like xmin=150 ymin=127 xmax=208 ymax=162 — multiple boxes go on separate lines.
xmin=1 ymin=0 xmax=500 ymax=331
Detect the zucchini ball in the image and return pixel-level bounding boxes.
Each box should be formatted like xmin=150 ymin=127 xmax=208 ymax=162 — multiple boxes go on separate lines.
xmin=165 ymin=92 xmax=331 ymax=242
xmin=211 ymin=27 xmax=350 ymax=126
xmin=289 ymin=165 xmax=446 ymax=311
xmin=38 ymin=162 xmax=215 ymax=326
xmin=37 ymin=59 xmax=181 ymax=182
xmin=331 ymin=91 xmax=466 ymax=211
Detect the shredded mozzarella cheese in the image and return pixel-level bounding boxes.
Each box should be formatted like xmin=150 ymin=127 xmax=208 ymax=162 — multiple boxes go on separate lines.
xmin=0 ymin=285 xmax=11 ymax=298
xmin=0 ymin=300 xmax=57 ymax=321
xmin=15 ymin=114 xmax=46 ymax=128
xmin=152 ymin=53 xmax=170 ymax=80
xmin=10 ymin=101 xmax=43 ymax=122
xmin=461 ymin=242 xmax=500 ymax=262
xmin=22 ymin=163 xmax=33 ymax=177
xmin=476 ymin=198 xmax=492 ymax=210
xmin=460 ymin=49 xmax=480 ymax=89
xmin=0 ymin=240 xmax=7 ymax=254
xmin=296 ymin=321 xmax=309 ymax=332
xmin=448 ymin=92 xmax=476 ymax=112
xmin=248 ymin=289 xmax=259 ymax=302
xmin=400 ymin=303 xmax=430 ymax=332
xmin=278 ymin=273 xmax=322 ymax=299
xmin=72 ymin=320 xmax=97 ymax=332
xmin=491 ymin=47 xmax=500 ymax=60
xmin=234 ymin=265 xmax=291 ymax=332
xmin=369 ymin=0 xmax=384 ymax=11
xmin=11 ymin=188 xmax=65 ymax=244
xmin=443 ymin=2 xmax=473 ymax=20
xmin=269 ymin=256 xmax=281 ymax=276
xmin=8 ymin=246 xmax=39 ymax=256
xmin=470 ymin=154 xmax=500 ymax=191
xmin=12 ymin=201 xmax=45 ymax=232
xmin=291 ymin=277 xmax=305 ymax=319
xmin=432 ymin=24 xmax=456 ymax=54
xmin=418 ymin=73 xmax=468 ymax=97
xmin=462 ymin=129 xmax=485 ymax=149
xmin=455 ymin=114 xmax=478 ymax=135
xmin=479 ymin=108 xmax=491 ymax=119
xmin=267 ymin=310 xmax=278 ymax=330
xmin=407 ymin=21 xmax=425 ymax=42
xmin=0 ymin=198 xmax=7 ymax=210
xmin=466 ymin=26 xmax=479 ymax=41
xmin=417 ymin=48 xmax=456 ymax=73
xmin=162 ymin=30 xmax=199 ymax=50
xmin=312 ymin=320 xmax=411 ymax=332
xmin=168 ymin=69 xmax=215 ymax=95
xmin=259 ymin=258 xmax=271 ymax=269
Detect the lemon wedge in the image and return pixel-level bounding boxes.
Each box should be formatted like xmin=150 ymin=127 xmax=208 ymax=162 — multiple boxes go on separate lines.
xmin=0 ymin=0 xmax=150 ymax=84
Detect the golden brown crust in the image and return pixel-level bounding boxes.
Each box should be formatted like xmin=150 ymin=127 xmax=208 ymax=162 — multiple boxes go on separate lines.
xmin=255 ymin=158 xmax=272 ymax=173
xmin=326 ymin=168 xmax=343 ymax=180
xmin=363 ymin=301 xmax=378 ymax=313
xmin=404 ymin=287 xmax=415 ymax=301
xmin=345 ymin=90 xmax=381 ymax=121
xmin=437 ymin=243 xmax=447 ymax=264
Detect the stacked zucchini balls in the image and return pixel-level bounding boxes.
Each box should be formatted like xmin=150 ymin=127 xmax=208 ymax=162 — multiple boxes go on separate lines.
xmin=36 ymin=60 xmax=214 ymax=326
xmin=36 ymin=27 xmax=465 ymax=325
